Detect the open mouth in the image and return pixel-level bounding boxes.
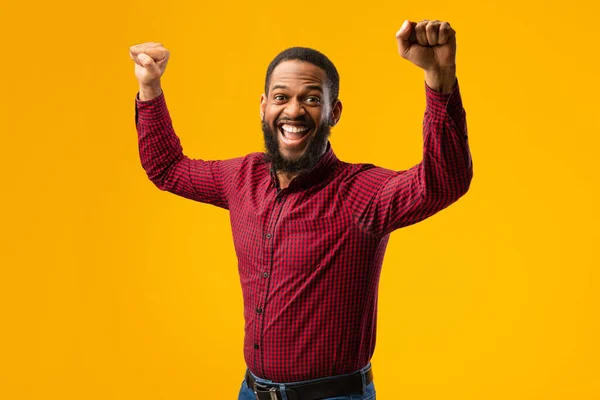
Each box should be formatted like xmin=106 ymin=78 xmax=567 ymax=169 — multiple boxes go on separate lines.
xmin=278 ymin=123 xmax=312 ymax=145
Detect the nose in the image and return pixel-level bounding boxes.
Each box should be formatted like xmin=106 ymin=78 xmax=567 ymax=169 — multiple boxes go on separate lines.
xmin=283 ymin=98 xmax=305 ymax=119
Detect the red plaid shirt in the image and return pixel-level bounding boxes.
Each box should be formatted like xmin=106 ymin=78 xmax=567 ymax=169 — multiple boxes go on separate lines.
xmin=135 ymin=81 xmax=473 ymax=382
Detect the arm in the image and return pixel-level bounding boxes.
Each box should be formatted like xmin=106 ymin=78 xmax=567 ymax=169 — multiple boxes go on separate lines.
xmin=135 ymin=90 xmax=242 ymax=209
xmin=339 ymin=19 xmax=473 ymax=237
xmin=130 ymin=43 xmax=241 ymax=209
xmin=339 ymin=79 xmax=472 ymax=237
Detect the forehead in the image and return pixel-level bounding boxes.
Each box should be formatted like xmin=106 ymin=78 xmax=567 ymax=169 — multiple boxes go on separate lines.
xmin=270 ymin=60 xmax=327 ymax=90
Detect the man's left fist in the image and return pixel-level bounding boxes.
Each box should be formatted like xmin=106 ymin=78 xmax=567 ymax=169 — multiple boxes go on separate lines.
xmin=396 ymin=19 xmax=456 ymax=72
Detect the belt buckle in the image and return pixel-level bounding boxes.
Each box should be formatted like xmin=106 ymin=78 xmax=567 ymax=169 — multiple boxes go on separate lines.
xmin=253 ymin=381 xmax=279 ymax=400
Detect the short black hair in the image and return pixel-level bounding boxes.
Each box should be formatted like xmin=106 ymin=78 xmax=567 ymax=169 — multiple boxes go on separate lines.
xmin=264 ymin=47 xmax=340 ymax=103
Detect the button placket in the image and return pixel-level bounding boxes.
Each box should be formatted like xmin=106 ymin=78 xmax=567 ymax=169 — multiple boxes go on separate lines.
xmin=256 ymin=190 xmax=288 ymax=375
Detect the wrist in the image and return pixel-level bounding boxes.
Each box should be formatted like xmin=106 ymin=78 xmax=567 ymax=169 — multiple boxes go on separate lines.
xmin=424 ymin=66 xmax=456 ymax=94
xmin=139 ymin=83 xmax=162 ymax=101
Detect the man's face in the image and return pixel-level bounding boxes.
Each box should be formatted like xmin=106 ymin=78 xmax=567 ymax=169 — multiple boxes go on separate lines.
xmin=260 ymin=60 xmax=342 ymax=174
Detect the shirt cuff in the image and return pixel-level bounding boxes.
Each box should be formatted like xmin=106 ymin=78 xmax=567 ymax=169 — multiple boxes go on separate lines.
xmin=424 ymin=78 xmax=463 ymax=120
xmin=135 ymin=90 xmax=169 ymax=123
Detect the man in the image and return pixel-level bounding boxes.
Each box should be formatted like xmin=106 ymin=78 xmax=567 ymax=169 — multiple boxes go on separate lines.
xmin=130 ymin=18 xmax=472 ymax=400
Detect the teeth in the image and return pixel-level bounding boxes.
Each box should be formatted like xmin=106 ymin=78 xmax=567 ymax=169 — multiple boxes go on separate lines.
xmin=281 ymin=124 xmax=309 ymax=133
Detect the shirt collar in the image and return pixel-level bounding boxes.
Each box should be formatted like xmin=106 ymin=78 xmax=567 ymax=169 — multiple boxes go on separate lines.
xmin=268 ymin=141 xmax=338 ymax=191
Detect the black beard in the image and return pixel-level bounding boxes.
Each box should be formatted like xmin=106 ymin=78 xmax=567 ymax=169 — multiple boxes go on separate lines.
xmin=262 ymin=118 xmax=331 ymax=175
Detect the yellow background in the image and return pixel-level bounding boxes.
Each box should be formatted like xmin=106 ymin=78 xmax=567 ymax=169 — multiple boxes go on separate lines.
xmin=1 ymin=0 xmax=598 ymax=398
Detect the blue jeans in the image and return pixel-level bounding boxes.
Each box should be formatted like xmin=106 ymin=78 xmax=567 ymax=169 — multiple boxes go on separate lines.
xmin=238 ymin=363 xmax=376 ymax=400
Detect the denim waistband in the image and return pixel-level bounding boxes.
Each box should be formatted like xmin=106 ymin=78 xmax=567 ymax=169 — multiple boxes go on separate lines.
xmin=247 ymin=362 xmax=372 ymax=388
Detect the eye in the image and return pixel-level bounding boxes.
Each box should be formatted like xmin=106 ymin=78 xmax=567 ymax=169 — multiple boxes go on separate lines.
xmin=273 ymin=94 xmax=286 ymax=101
xmin=305 ymin=96 xmax=321 ymax=104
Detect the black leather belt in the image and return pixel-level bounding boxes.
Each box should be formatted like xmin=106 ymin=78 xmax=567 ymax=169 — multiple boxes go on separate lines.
xmin=245 ymin=366 xmax=373 ymax=400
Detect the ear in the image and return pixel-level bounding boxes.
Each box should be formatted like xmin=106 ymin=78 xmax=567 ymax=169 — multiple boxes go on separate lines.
xmin=260 ymin=94 xmax=267 ymax=120
xmin=330 ymin=99 xmax=343 ymax=126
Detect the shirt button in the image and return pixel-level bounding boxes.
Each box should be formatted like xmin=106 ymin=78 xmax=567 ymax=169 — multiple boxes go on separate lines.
xmin=254 ymin=344 xmax=259 ymax=350
xmin=277 ymin=197 xmax=283 ymax=203
xmin=265 ymin=233 xmax=272 ymax=239
xmin=262 ymin=272 xmax=269 ymax=278
xmin=256 ymin=307 xmax=263 ymax=314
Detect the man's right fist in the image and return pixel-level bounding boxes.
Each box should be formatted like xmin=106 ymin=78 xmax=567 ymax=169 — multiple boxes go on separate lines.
xmin=129 ymin=42 xmax=170 ymax=87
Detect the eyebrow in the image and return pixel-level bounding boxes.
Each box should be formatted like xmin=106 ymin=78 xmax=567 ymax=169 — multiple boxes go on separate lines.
xmin=271 ymin=84 xmax=323 ymax=93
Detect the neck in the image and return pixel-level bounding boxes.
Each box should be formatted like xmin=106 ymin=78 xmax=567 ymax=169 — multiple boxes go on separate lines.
xmin=276 ymin=170 xmax=298 ymax=189
xmin=275 ymin=144 xmax=328 ymax=189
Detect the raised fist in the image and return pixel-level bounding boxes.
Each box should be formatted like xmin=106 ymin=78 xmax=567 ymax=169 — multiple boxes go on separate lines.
xmin=129 ymin=42 xmax=170 ymax=87
xmin=396 ymin=20 xmax=456 ymax=72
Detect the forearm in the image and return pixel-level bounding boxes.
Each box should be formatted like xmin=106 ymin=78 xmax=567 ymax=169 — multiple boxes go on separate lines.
xmin=139 ymin=83 xmax=163 ymax=101
xmin=424 ymin=66 xmax=457 ymax=94
xmin=135 ymin=91 xmax=187 ymax=190
xmin=421 ymin=80 xmax=473 ymax=202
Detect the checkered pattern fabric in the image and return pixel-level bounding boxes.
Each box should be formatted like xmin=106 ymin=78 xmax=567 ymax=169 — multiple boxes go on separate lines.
xmin=134 ymin=80 xmax=473 ymax=382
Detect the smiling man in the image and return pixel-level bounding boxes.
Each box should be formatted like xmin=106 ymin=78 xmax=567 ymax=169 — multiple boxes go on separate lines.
xmin=260 ymin=51 xmax=342 ymax=188
xmin=131 ymin=19 xmax=473 ymax=400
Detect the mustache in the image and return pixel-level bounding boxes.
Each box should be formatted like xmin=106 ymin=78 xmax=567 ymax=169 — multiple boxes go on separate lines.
xmin=275 ymin=118 xmax=313 ymax=127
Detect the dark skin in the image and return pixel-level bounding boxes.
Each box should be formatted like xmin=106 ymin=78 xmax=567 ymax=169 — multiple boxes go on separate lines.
xmin=131 ymin=20 xmax=456 ymax=183
xmin=260 ymin=61 xmax=343 ymax=189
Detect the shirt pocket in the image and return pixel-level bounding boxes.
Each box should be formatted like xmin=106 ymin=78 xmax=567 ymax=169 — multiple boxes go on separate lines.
xmin=277 ymin=217 xmax=334 ymax=270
